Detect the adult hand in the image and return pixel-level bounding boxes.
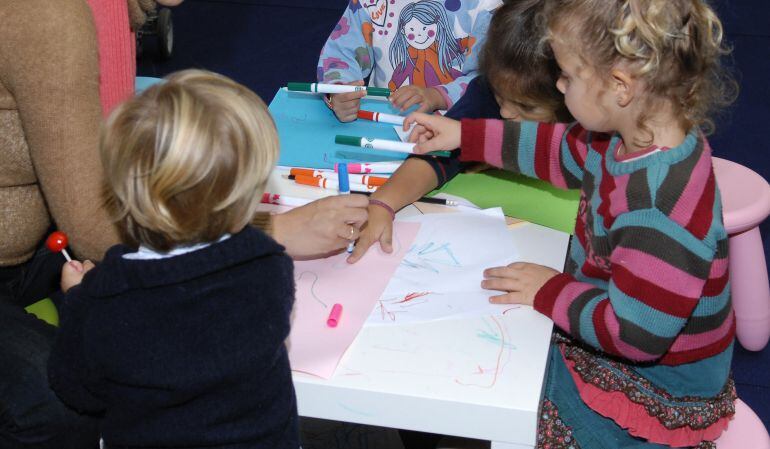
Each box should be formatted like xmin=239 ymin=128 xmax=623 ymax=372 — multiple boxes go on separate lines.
xmin=61 ymin=260 xmax=95 ymax=293
xmin=403 ymin=112 xmax=461 ymax=154
xmin=481 ymin=262 xmax=559 ymax=306
xmin=390 ymin=86 xmax=447 ymax=113
xmin=346 ymin=202 xmax=394 ymax=263
xmin=329 ymin=80 xmax=366 ymax=122
xmin=272 ymin=194 xmax=369 ymax=259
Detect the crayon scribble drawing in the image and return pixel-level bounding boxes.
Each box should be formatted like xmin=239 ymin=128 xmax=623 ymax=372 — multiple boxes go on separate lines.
xmin=376 ymin=291 xmax=433 ymax=322
xmin=454 ymin=317 xmax=516 ymax=389
xmin=295 ymin=271 xmax=330 ymax=309
xmin=400 ymin=241 xmax=461 ymax=273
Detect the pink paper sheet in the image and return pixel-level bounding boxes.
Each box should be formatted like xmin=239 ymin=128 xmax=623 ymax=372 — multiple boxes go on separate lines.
xmin=288 ymin=222 xmax=420 ymax=378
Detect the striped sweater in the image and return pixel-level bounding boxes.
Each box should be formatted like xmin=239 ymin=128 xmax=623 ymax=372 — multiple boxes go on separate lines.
xmin=460 ymin=120 xmax=734 ymax=366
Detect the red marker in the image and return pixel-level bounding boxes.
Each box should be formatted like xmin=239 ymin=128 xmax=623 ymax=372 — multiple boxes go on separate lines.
xmin=357 ymin=110 xmax=405 ymax=125
xmin=46 ymin=231 xmax=72 ymax=262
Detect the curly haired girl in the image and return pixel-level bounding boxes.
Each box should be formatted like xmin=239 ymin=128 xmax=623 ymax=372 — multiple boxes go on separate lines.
xmin=404 ymin=0 xmax=738 ymax=447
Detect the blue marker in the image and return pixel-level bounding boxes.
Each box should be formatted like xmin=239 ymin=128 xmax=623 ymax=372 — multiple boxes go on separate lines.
xmin=338 ymin=163 xmax=355 ymax=253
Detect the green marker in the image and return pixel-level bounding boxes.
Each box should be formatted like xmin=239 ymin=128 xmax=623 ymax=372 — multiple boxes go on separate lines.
xmin=287 ymin=82 xmax=391 ymax=97
xmin=335 ymin=135 xmax=452 ymax=158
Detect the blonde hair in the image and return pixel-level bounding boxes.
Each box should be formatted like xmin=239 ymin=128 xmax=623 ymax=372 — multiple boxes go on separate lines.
xmin=545 ymin=0 xmax=737 ymax=141
xmin=100 ymin=69 xmax=279 ymax=251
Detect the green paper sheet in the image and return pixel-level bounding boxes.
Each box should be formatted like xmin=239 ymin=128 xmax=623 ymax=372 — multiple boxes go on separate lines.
xmin=433 ymin=170 xmax=580 ymax=234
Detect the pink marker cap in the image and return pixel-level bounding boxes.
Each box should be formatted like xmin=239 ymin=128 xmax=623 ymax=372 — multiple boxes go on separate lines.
xmin=338 ymin=163 xmax=364 ymax=173
xmin=326 ymin=303 xmax=343 ymax=327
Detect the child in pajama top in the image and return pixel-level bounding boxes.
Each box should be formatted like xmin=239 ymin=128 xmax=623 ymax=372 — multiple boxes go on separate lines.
xmin=403 ymin=0 xmax=738 ymax=447
xmin=347 ymin=0 xmax=571 ymax=264
xmin=318 ymin=0 xmax=501 ymax=122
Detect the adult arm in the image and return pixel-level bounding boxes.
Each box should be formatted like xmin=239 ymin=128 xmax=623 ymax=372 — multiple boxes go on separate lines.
xmin=270 ymin=195 xmax=369 ymax=259
xmin=4 ymin=0 xmax=120 ymax=261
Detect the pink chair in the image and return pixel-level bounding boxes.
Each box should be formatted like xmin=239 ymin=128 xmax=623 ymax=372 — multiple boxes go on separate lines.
xmin=712 ymin=157 xmax=770 ymax=351
xmin=714 ymin=399 xmax=770 ymax=449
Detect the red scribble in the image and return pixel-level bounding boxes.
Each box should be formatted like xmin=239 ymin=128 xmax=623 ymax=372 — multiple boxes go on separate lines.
xmin=395 ymin=291 xmax=431 ymax=303
xmin=454 ymin=316 xmax=507 ymax=388
xmin=379 ymin=301 xmax=397 ymax=321
xmin=502 ymin=306 xmax=521 ymax=315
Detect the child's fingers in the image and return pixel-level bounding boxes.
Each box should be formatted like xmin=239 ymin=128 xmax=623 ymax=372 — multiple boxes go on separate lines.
xmin=403 ymin=112 xmax=435 ymax=136
xmin=489 ymin=292 xmax=525 ymax=304
xmin=481 ymin=276 xmax=521 ymax=293
xmin=378 ymin=223 xmax=394 ymax=254
xmin=398 ymin=93 xmax=425 ymax=112
xmin=415 ymin=101 xmax=435 ymax=113
xmin=63 ymin=260 xmax=84 ymax=274
xmin=417 ymin=132 xmax=434 ymax=144
xmin=483 ymin=266 xmax=521 ymax=280
xmin=413 ymin=137 xmax=451 ymax=155
xmin=408 ymin=125 xmax=430 ymax=143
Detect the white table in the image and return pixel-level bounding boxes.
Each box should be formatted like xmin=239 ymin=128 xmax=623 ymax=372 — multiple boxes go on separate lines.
xmin=268 ymin=173 xmax=570 ymax=448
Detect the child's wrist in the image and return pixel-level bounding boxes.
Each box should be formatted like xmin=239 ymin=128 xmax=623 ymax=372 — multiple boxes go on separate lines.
xmin=368 ymin=199 xmax=396 ymax=221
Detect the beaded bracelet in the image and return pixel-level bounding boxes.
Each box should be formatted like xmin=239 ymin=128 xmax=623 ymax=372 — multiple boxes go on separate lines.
xmin=368 ymin=199 xmax=396 ymax=221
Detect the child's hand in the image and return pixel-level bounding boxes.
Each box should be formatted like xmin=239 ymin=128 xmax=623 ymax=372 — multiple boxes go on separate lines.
xmin=390 ymin=86 xmax=447 ymax=113
xmin=403 ymin=112 xmax=461 ymax=154
xmin=481 ymin=262 xmax=559 ymax=306
xmin=61 ymin=260 xmax=96 ymax=293
xmin=346 ymin=202 xmax=394 ymax=263
xmin=328 ymin=80 xmax=366 ymax=122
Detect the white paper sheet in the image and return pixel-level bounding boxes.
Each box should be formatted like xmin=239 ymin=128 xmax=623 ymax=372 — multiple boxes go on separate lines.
xmin=367 ymin=208 xmax=521 ymax=325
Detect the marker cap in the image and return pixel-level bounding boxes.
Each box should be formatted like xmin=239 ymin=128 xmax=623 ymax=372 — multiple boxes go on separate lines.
xmin=327 ymin=303 xmax=343 ymax=327
xmin=357 ymin=110 xmax=375 ymax=121
xmin=337 ymin=163 xmax=350 ymax=193
xmin=366 ymin=87 xmax=391 ymax=97
xmin=287 ymin=82 xmax=312 ymax=92
xmin=335 ymin=135 xmax=361 ymax=147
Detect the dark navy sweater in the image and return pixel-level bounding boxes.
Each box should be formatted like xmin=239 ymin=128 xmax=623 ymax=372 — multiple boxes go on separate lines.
xmin=48 ymin=226 xmax=298 ymax=449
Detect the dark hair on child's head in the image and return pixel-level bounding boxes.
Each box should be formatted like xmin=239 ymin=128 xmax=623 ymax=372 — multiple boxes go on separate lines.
xmin=100 ymin=69 xmax=279 ymax=251
xmin=545 ymin=0 xmax=737 ymax=136
xmin=480 ymin=0 xmax=572 ymax=122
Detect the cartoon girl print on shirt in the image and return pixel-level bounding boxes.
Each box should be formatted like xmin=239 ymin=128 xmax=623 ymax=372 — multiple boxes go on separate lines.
xmin=387 ymin=1 xmax=467 ymax=90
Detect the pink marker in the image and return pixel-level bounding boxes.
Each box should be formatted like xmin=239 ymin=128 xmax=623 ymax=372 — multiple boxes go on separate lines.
xmin=260 ymin=193 xmax=313 ymax=207
xmin=336 ymin=161 xmax=402 ymax=174
xmin=326 ymin=303 xmax=343 ymax=327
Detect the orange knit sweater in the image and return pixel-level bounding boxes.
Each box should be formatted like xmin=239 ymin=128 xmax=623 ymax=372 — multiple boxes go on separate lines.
xmin=0 ymin=0 xmax=120 ymax=265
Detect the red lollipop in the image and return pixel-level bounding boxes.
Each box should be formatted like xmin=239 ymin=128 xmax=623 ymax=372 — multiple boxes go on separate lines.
xmin=46 ymin=231 xmax=72 ymax=262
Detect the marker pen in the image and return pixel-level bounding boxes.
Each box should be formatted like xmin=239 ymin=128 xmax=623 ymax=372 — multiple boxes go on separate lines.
xmin=335 ymin=135 xmax=451 ymax=157
xmin=357 ymin=110 xmax=405 ymax=125
xmin=287 ymin=82 xmax=391 ymax=97
xmin=288 ymin=173 xmax=388 ymax=187
xmin=337 ymin=164 xmax=356 ymax=254
xmin=292 ymin=174 xmax=378 ymax=193
xmin=260 ymin=193 xmax=313 ymax=207
xmin=336 ymin=162 xmax=402 ymax=174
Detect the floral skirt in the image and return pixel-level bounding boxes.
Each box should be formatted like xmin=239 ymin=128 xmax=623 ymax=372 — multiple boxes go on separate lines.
xmin=537 ymin=343 xmax=731 ymax=449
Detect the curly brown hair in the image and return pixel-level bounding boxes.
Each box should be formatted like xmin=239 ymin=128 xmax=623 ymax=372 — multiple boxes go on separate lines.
xmin=545 ymin=0 xmax=737 ymax=142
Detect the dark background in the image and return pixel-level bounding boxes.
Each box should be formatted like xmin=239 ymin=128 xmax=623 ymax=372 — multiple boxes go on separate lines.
xmin=138 ymin=0 xmax=770 ymax=427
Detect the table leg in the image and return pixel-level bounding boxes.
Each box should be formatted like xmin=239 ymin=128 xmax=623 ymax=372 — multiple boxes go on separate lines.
xmin=729 ymin=227 xmax=770 ymax=351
